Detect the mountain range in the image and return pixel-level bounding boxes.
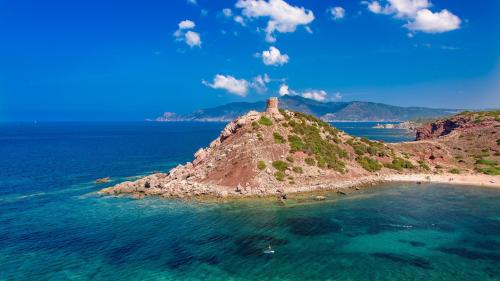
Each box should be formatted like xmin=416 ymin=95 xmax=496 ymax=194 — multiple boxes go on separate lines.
xmin=154 ymin=95 xmax=459 ymax=122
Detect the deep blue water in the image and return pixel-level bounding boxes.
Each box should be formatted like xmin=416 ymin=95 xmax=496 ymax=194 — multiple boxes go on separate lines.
xmin=1 ymin=122 xmax=499 ymax=281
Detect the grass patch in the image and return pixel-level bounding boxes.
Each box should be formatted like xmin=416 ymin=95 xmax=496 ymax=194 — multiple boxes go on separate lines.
xmin=258 ymin=116 xmax=273 ymax=126
xmin=448 ymin=168 xmax=460 ymax=174
xmin=475 ymin=158 xmax=497 ymax=166
xmin=286 ymin=156 xmax=294 ymax=163
xmin=272 ymin=160 xmax=288 ymax=172
xmin=305 ymin=157 xmax=316 ymax=166
xmin=273 ymin=132 xmax=285 ymax=144
xmin=292 ymin=166 xmax=303 ymax=174
xmin=274 ymin=171 xmax=285 ymax=181
xmin=357 ymin=157 xmax=382 ymax=172
xmin=385 ymin=157 xmax=414 ymax=171
xmin=257 ymin=160 xmax=266 ymax=170
xmin=477 ymin=166 xmax=500 ymax=176
xmin=251 ymin=121 xmax=260 ymax=130
xmin=418 ymin=160 xmax=431 ymax=171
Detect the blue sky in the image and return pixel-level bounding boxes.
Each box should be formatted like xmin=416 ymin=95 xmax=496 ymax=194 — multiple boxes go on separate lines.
xmin=0 ymin=0 xmax=499 ymax=121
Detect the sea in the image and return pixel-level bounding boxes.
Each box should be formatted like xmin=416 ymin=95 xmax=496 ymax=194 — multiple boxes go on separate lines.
xmin=0 ymin=122 xmax=499 ymax=281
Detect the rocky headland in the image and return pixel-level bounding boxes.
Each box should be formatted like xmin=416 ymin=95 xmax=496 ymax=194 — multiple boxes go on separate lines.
xmin=100 ymin=99 xmax=499 ymax=200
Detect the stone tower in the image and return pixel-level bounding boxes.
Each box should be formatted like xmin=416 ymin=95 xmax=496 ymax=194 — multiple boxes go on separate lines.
xmin=265 ymin=97 xmax=279 ymax=114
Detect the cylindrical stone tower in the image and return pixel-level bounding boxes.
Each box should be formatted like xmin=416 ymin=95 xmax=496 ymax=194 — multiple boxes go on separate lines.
xmin=265 ymin=97 xmax=279 ymax=114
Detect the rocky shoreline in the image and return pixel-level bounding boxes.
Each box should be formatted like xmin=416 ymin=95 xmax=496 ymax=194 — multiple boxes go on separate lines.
xmin=99 ymin=172 xmax=500 ymax=201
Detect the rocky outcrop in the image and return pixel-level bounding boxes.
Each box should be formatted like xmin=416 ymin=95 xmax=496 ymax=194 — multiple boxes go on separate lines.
xmin=416 ymin=112 xmax=498 ymax=140
xmin=101 ymin=104 xmax=499 ymax=200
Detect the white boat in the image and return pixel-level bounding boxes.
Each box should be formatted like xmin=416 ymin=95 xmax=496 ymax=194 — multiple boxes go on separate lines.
xmin=263 ymin=245 xmax=275 ymax=254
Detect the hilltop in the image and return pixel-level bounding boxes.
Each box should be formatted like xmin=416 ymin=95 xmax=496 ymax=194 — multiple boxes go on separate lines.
xmin=102 ymin=99 xmax=499 ymax=199
xmin=154 ymin=95 xmax=458 ymax=122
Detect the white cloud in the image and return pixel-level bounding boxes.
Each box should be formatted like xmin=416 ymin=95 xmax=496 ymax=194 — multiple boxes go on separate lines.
xmin=365 ymin=1 xmax=384 ymax=14
xmin=279 ymin=84 xmax=290 ymax=96
xmin=328 ymin=7 xmax=345 ymax=20
xmin=278 ymin=84 xmax=333 ymax=102
xmin=174 ymin=20 xmax=202 ymax=48
xmin=302 ymin=90 xmax=328 ymax=102
xmin=260 ymin=46 xmax=289 ymax=66
xmin=203 ymin=75 xmax=249 ymax=96
xmin=362 ymin=0 xmax=460 ymax=34
xmin=405 ymin=9 xmax=461 ymax=33
xmin=222 ymin=8 xmax=233 ymax=17
xmin=178 ymin=20 xmax=195 ymax=30
xmin=234 ymin=15 xmax=246 ymax=26
xmin=235 ymin=0 xmax=315 ymax=42
xmin=252 ymin=74 xmax=271 ymax=93
xmin=187 ymin=0 xmax=197 ymax=5
xmin=185 ymin=31 xmax=202 ymax=47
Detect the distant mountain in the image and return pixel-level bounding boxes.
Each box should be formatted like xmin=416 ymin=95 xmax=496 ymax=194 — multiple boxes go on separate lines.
xmin=154 ymin=95 xmax=460 ymax=122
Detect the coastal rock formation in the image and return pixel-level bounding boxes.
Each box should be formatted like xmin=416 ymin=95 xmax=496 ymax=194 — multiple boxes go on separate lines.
xmin=100 ymin=101 xmax=499 ymax=200
xmin=416 ymin=111 xmax=498 ymax=140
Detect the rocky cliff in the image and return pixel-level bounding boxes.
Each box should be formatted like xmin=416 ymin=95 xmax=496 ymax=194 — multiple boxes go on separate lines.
xmin=101 ymin=102 xmax=499 ymax=199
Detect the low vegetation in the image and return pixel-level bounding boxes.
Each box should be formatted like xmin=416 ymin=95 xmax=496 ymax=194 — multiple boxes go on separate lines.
xmin=274 ymin=171 xmax=285 ymax=181
xmin=418 ymin=160 xmax=431 ymax=171
xmin=357 ymin=157 xmax=382 ymax=172
xmin=292 ymin=166 xmax=303 ymax=174
xmin=257 ymin=160 xmax=266 ymax=170
xmin=272 ymin=160 xmax=288 ymax=172
xmin=273 ymin=132 xmax=285 ymax=144
xmin=258 ymin=116 xmax=273 ymax=126
xmin=385 ymin=157 xmax=414 ymax=171
xmin=449 ymin=168 xmax=460 ymax=174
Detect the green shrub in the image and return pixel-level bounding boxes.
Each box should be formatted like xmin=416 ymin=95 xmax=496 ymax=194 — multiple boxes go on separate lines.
xmin=449 ymin=168 xmax=460 ymax=174
xmin=353 ymin=143 xmax=368 ymax=156
xmin=478 ymin=166 xmax=500 ymax=176
xmin=257 ymin=133 xmax=263 ymax=141
xmin=475 ymin=158 xmax=497 ymax=166
xmin=257 ymin=160 xmax=266 ymax=170
xmin=292 ymin=166 xmax=303 ymax=174
xmin=367 ymin=146 xmax=378 ymax=156
xmin=288 ymin=134 xmax=305 ymax=152
xmin=258 ymin=116 xmax=273 ymax=126
xmin=385 ymin=158 xmax=414 ymax=171
xmin=286 ymin=156 xmax=294 ymax=163
xmin=273 ymin=132 xmax=285 ymax=144
xmin=497 ymin=139 xmax=500 ymax=146
xmin=357 ymin=157 xmax=382 ymax=172
xmin=418 ymin=160 xmax=431 ymax=171
xmin=274 ymin=171 xmax=285 ymax=181
xmin=252 ymin=121 xmax=260 ymax=130
xmin=272 ymin=160 xmax=288 ymax=172
xmin=305 ymin=157 xmax=316 ymax=166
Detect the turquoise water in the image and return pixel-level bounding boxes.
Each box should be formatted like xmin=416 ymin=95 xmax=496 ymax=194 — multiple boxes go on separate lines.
xmin=1 ymin=123 xmax=498 ymax=280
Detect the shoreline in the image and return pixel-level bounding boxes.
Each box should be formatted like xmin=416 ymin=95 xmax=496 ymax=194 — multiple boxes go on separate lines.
xmin=100 ymin=173 xmax=499 ymax=202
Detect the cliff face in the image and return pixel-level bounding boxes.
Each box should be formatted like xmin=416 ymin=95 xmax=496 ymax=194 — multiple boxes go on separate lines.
xmin=416 ymin=112 xmax=499 ymax=140
xmin=101 ymin=104 xmax=499 ymax=199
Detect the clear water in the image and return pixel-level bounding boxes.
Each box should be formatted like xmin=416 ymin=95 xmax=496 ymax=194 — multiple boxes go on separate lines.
xmin=1 ymin=122 xmax=499 ymax=281
xmin=332 ymin=122 xmax=414 ymax=143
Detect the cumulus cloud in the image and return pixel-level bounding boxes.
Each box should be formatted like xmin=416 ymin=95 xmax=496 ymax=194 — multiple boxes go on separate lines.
xmin=260 ymin=46 xmax=289 ymax=66
xmin=184 ymin=31 xmax=201 ymax=47
xmin=302 ymin=90 xmax=328 ymax=102
xmin=252 ymin=74 xmax=271 ymax=93
xmin=362 ymin=0 xmax=461 ymax=34
xmin=235 ymin=0 xmax=315 ymax=42
xmin=279 ymin=84 xmax=290 ymax=96
xmin=405 ymin=9 xmax=461 ymax=33
xmin=222 ymin=8 xmax=233 ymax=17
xmin=203 ymin=74 xmax=273 ymax=96
xmin=203 ymin=75 xmax=249 ymax=96
xmin=174 ymin=20 xmax=202 ymax=48
xmin=328 ymin=7 xmax=345 ymax=20
xmin=278 ymin=84 xmax=336 ymax=102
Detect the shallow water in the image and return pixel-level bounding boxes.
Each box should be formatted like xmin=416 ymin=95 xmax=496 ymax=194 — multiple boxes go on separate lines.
xmin=0 ymin=122 xmax=498 ymax=280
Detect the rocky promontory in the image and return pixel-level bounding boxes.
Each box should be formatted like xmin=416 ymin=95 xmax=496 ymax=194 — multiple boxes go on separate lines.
xmin=100 ymin=100 xmax=499 ymax=200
